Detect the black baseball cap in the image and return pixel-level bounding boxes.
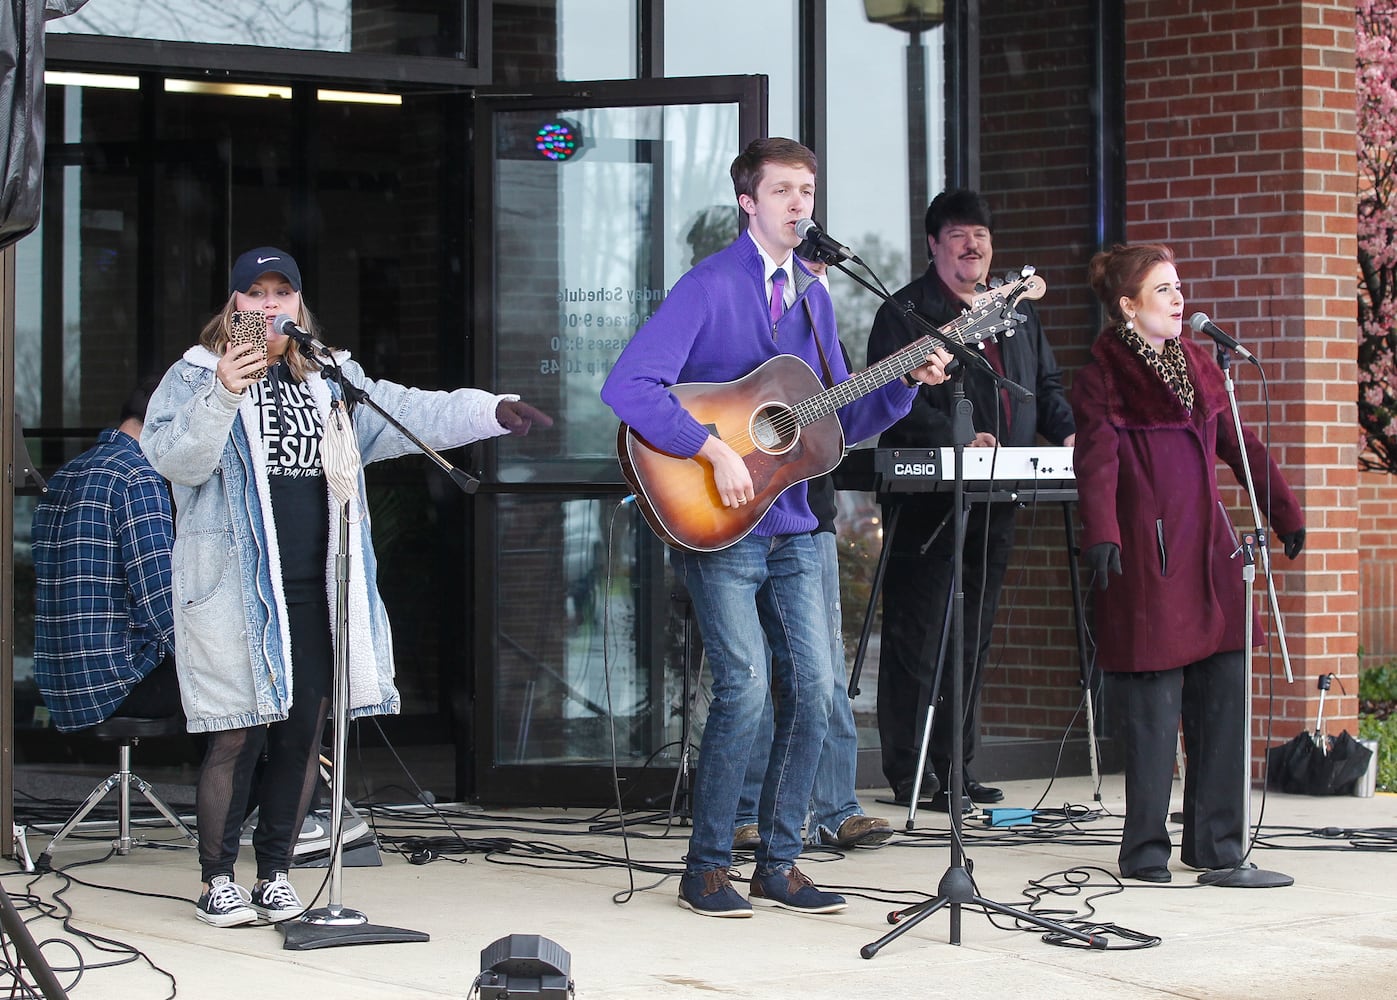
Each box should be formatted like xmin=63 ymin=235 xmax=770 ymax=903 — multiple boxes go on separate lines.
xmin=229 ymin=247 xmax=302 ymax=294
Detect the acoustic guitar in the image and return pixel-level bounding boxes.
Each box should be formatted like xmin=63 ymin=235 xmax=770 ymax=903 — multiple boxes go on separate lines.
xmin=617 ymin=269 xmax=1047 ymax=552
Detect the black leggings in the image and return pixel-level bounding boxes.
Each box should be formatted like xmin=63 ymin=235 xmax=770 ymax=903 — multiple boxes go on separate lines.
xmin=196 ymin=599 xmax=333 ymax=884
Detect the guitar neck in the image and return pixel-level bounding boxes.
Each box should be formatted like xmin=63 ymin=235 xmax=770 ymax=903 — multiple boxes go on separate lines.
xmin=790 ymin=271 xmax=1042 ymax=432
xmin=794 ymin=322 xmax=977 ymax=427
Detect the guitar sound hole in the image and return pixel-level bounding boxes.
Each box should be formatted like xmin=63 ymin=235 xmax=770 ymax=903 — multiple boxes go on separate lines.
xmin=750 ymin=404 xmax=798 ymax=455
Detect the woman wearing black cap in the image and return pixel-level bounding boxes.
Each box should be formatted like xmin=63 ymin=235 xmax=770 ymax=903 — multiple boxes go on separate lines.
xmin=142 ymin=247 xmax=550 ymax=927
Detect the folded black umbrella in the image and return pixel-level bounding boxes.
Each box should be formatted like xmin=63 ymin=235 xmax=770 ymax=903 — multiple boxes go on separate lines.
xmin=1266 ymin=729 xmax=1373 ymax=795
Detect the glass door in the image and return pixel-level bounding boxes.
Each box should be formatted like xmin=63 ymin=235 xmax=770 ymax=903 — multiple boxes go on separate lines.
xmin=471 ymin=76 xmax=764 ymax=805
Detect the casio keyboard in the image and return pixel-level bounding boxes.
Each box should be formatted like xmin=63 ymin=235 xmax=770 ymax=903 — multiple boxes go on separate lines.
xmin=833 ymin=446 xmax=1077 ymax=500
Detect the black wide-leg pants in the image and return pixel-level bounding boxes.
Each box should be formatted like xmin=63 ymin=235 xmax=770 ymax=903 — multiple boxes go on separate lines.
xmin=1111 ymin=649 xmax=1246 ymax=876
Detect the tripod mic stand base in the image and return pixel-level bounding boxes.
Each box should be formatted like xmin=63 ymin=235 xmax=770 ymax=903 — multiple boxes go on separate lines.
xmin=1196 ymin=863 xmax=1293 ymax=888
xmin=860 ymin=861 xmax=1105 ymax=957
xmin=282 ymin=907 xmax=430 ymax=950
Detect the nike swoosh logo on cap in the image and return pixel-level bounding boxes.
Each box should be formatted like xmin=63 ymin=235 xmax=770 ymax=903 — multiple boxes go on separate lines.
xmin=256 ymin=256 xmax=280 ymax=264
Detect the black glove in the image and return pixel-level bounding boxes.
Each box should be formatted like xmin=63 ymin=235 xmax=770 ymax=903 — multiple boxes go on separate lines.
xmin=1083 ymin=542 xmax=1122 ymax=591
xmin=1278 ymin=528 xmax=1305 ymax=560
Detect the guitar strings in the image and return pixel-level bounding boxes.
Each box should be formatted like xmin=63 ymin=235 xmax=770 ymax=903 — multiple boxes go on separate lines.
xmin=717 ymin=281 xmax=1023 ymax=459
xmin=720 ymin=331 xmax=966 ymax=458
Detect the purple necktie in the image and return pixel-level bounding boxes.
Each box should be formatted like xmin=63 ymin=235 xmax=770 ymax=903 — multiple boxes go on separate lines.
xmin=769 ymin=268 xmax=787 ymax=328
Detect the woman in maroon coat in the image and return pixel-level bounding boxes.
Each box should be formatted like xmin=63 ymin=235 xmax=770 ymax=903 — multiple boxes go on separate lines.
xmin=1071 ymin=243 xmax=1305 ymax=883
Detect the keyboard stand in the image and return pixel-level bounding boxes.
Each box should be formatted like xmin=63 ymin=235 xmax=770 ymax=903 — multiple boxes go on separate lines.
xmin=844 ymin=486 xmax=1101 ymax=809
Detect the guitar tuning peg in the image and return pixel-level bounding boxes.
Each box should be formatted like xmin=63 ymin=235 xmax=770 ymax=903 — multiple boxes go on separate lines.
xmin=1012 ymin=310 xmax=1027 ymax=324
xmin=977 ymin=341 xmax=987 ymax=350
xmin=1020 ymin=264 xmax=1036 ymax=277
xmin=988 ymin=276 xmax=1004 ymax=289
xmin=973 ymin=281 xmax=988 ymax=295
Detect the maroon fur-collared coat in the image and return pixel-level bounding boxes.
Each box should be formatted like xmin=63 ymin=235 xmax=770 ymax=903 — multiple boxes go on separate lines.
xmin=1070 ymin=331 xmax=1304 ymax=674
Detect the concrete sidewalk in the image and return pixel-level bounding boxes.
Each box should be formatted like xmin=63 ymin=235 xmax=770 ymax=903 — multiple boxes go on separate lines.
xmin=5 ymin=774 xmax=1396 ymax=999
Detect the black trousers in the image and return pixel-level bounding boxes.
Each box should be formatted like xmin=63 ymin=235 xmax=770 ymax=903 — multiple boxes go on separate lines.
xmin=1111 ymin=650 xmax=1246 ymax=875
xmin=877 ymin=498 xmax=1016 ymax=796
xmin=196 ymin=598 xmax=333 ymax=884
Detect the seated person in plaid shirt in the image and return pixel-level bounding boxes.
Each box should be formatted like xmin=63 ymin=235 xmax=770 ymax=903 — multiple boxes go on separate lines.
xmin=31 ymin=378 xmax=181 ymax=731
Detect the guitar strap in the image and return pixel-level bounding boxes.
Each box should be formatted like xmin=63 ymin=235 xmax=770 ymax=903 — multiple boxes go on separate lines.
xmin=801 ymin=298 xmax=837 ymax=389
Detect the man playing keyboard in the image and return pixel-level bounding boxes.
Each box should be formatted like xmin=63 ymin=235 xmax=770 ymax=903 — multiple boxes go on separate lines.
xmin=866 ymin=188 xmax=1076 ymax=811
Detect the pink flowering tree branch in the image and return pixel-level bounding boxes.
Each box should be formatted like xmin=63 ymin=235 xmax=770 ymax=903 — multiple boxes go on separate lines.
xmin=1359 ymin=1 xmax=1397 ymax=472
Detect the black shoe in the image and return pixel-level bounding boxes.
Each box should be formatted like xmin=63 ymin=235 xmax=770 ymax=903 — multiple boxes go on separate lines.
xmin=249 ymin=871 xmax=307 ymax=923
xmin=929 ymin=793 xmax=973 ymax=814
xmin=965 ymin=781 xmax=1004 ymax=804
xmin=891 ymin=773 xmax=940 ymax=806
xmin=1123 ymin=866 xmax=1172 ymax=883
xmin=195 ymin=875 xmax=256 ymax=928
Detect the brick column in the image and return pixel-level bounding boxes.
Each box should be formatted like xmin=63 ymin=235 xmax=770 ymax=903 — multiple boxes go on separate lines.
xmin=1122 ymin=0 xmax=1360 ymax=773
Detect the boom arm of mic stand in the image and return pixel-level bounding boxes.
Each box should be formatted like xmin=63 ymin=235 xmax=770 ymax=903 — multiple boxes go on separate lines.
xmin=829 ymin=260 xmax=1032 ymax=399
xmin=312 ymin=350 xmax=482 ymax=494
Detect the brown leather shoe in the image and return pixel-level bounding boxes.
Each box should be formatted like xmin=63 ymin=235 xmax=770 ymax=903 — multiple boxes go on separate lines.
xmin=826 ymin=814 xmax=893 ymax=848
xmin=732 ymin=824 xmax=761 ymax=850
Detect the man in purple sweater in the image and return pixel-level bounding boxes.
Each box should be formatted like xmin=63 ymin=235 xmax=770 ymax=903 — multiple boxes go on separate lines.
xmin=602 ymin=137 xmax=951 ymax=917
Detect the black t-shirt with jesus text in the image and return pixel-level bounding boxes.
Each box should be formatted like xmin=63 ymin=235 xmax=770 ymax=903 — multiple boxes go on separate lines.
xmin=250 ymin=365 xmax=330 ymax=604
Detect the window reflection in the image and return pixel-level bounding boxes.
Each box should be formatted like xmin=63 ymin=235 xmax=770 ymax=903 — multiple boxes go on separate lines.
xmin=490 ymin=102 xmax=740 ymax=483
xmin=826 ymin=7 xmax=944 ymax=370
xmin=665 ymin=0 xmax=798 ymax=136
xmin=558 ymin=0 xmax=636 ymax=80
xmin=48 ymin=0 xmax=468 ymax=58
xmin=493 ymin=495 xmax=682 ymax=767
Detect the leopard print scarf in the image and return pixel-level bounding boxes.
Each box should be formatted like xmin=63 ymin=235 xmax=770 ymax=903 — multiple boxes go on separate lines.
xmin=1117 ymin=324 xmax=1194 ymax=412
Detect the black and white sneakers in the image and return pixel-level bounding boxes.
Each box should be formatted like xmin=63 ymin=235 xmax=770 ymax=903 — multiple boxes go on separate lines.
xmin=249 ymin=871 xmax=306 ymax=923
xmin=196 ymin=871 xmax=306 ymax=926
xmin=195 ymin=875 xmax=257 ymax=927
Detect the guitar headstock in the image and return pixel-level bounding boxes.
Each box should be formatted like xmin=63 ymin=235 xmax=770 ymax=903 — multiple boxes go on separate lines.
xmin=951 ymin=267 xmax=1049 ymax=348
xmin=999 ymin=267 xmax=1046 ymax=305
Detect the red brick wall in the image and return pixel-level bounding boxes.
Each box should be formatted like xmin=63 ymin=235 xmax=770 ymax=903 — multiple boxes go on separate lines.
xmin=1358 ymin=473 xmax=1397 ymax=660
xmin=1120 ymin=0 xmax=1360 ymax=772
xmin=977 ymin=2 xmax=1101 ymax=744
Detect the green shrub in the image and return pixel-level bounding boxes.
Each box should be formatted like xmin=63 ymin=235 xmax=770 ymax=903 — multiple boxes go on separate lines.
xmin=1357 ymin=714 xmax=1397 ymax=793
xmin=1360 ymin=661 xmax=1397 ymax=705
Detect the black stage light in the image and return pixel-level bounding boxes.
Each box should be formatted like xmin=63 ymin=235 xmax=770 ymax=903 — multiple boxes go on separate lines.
xmin=476 ymin=934 xmax=574 ymax=999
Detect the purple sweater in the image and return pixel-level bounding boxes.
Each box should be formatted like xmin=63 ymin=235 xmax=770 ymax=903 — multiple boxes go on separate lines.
xmin=601 ymin=235 xmax=917 ymax=536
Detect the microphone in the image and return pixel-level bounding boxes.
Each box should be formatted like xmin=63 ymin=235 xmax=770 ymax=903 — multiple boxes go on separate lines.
xmin=273 ymin=314 xmax=331 ymax=357
xmin=1188 ymin=312 xmax=1256 ymax=362
xmin=794 ymin=218 xmax=860 ymax=264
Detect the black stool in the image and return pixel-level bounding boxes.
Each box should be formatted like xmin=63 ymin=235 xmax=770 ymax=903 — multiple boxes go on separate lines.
xmin=37 ymin=716 xmax=197 ymax=867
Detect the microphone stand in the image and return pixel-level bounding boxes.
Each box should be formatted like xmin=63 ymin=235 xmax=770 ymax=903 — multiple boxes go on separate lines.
xmin=281 ymin=340 xmax=478 ymax=949
xmin=861 ymin=370 xmax=1101 ymax=955
xmin=819 ymin=256 xmax=1099 ymax=953
xmin=281 ymin=327 xmax=480 ymax=495
xmin=0 ymin=887 xmax=67 ymax=998
xmin=1196 ymin=345 xmax=1294 ymax=890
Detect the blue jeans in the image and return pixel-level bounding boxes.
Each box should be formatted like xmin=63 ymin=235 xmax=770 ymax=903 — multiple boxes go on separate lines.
xmin=673 ymin=532 xmax=833 ymax=874
xmin=735 ymin=531 xmax=861 ymax=842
